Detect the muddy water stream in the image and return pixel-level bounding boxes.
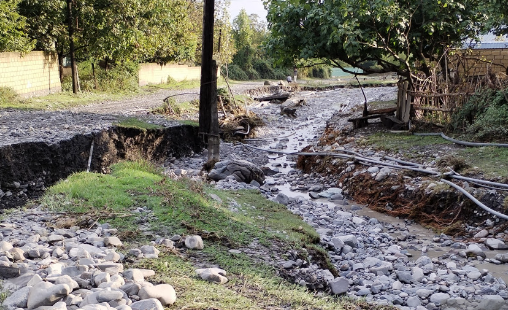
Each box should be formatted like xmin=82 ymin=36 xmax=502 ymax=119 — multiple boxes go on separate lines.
xmin=250 ymin=88 xmax=508 ymax=284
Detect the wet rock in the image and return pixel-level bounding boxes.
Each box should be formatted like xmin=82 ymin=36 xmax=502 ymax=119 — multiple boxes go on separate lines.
xmin=474 ymin=229 xmax=489 ymax=238
xmin=494 ymin=253 xmax=508 ymax=263
xmin=484 ymin=238 xmax=508 ymax=250
xmin=465 ymin=244 xmax=486 ymax=258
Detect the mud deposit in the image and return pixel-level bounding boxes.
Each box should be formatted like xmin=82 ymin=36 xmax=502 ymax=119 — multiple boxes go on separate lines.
xmin=0 ymin=125 xmax=203 ymax=209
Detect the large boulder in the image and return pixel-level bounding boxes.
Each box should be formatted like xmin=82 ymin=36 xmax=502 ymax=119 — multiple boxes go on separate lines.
xmin=208 ymin=160 xmax=265 ymax=184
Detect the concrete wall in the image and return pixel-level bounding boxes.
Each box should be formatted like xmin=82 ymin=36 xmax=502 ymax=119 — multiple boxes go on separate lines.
xmin=456 ymin=48 xmax=508 ymax=76
xmin=0 ymin=51 xmax=61 ymax=97
xmin=138 ymin=63 xmax=201 ymax=86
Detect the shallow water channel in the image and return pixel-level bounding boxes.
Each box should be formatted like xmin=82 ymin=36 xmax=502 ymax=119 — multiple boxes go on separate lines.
xmin=248 ymin=88 xmax=508 ymax=285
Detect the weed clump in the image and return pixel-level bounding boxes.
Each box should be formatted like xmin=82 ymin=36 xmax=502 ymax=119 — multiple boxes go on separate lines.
xmin=0 ymin=87 xmax=18 ymax=105
xmin=449 ymin=87 xmax=508 ymax=142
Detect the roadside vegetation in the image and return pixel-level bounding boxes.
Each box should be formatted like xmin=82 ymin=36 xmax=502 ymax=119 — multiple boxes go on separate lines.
xmin=39 ymin=160 xmax=395 ymax=310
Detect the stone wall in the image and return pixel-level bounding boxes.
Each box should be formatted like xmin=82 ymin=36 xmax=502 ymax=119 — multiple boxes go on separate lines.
xmin=0 ymin=51 xmax=61 ymax=97
xmin=138 ymin=63 xmax=201 ymax=86
xmin=455 ymin=48 xmax=508 ymax=76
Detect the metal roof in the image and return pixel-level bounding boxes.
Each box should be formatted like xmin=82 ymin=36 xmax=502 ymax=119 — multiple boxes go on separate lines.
xmin=463 ymin=42 xmax=508 ymax=49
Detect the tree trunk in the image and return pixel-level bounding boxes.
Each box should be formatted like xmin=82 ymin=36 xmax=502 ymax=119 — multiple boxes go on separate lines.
xmin=92 ymin=62 xmax=98 ymax=90
xmin=66 ymin=0 xmax=78 ymax=94
xmin=57 ymin=49 xmax=64 ymax=83
xmin=199 ymin=0 xmax=219 ymax=161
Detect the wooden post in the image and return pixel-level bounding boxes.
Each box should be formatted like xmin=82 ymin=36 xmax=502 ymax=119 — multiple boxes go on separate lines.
xmin=199 ymin=0 xmax=219 ymax=161
xmin=66 ymin=0 xmax=78 ymax=94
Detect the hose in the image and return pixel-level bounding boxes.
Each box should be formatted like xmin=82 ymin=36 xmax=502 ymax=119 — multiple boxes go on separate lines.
xmin=441 ymin=179 xmax=508 ymax=220
xmin=242 ymin=143 xmax=508 ymax=219
xmin=414 ymin=132 xmax=508 ymax=148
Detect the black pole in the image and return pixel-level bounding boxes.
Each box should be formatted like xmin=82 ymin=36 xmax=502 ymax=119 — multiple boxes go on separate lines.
xmin=199 ymin=0 xmax=219 ymax=161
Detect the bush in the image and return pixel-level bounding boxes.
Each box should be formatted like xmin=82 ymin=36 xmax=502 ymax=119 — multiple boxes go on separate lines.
xmin=62 ymin=60 xmax=140 ymax=93
xmin=273 ymin=68 xmax=292 ymax=80
xmin=246 ymin=68 xmax=260 ymax=80
xmin=224 ymin=64 xmax=249 ymax=81
xmin=450 ymin=87 xmax=508 ymax=142
xmin=311 ymin=66 xmax=331 ymax=79
xmin=253 ymin=59 xmax=275 ymax=79
xmin=0 ymin=87 xmax=18 ymax=104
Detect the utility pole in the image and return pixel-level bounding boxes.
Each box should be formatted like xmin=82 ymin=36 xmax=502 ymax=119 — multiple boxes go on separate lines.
xmin=66 ymin=0 xmax=78 ymax=94
xmin=199 ymin=0 xmax=219 ymax=161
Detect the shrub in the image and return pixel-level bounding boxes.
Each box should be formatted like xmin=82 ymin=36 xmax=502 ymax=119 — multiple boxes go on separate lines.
xmin=224 ymin=64 xmax=249 ymax=81
xmin=62 ymin=60 xmax=139 ymax=93
xmin=450 ymin=87 xmax=508 ymax=142
xmin=253 ymin=59 xmax=275 ymax=79
xmin=311 ymin=66 xmax=332 ymax=79
xmin=0 ymin=87 xmax=18 ymax=104
xmin=273 ymin=68 xmax=292 ymax=80
xmin=246 ymin=68 xmax=260 ymax=80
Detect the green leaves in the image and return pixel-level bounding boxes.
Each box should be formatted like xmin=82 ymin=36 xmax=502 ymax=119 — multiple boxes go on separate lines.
xmin=0 ymin=0 xmax=35 ymax=52
xmin=265 ymin=0 xmax=491 ymax=78
xmin=16 ymin=0 xmax=199 ymax=63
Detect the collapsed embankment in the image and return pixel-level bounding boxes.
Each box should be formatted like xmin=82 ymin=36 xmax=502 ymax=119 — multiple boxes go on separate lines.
xmin=0 ymin=125 xmax=204 ymax=209
xmin=296 ymin=126 xmax=508 ymax=235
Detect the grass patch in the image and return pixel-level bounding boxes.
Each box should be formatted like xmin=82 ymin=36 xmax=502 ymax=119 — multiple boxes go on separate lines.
xmin=458 ymin=146 xmax=508 ymax=179
xmin=114 ymin=117 xmax=164 ymax=131
xmin=360 ymin=132 xmax=451 ymax=152
xmin=145 ymin=79 xmax=201 ymax=91
xmin=40 ymin=160 xmax=395 ymax=310
xmin=0 ymin=90 xmax=145 ymax=110
xmin=152 ymin=98 xmax=199 ymax=117
xmin=178 ymin=120 xmax=199 ymax=126
xmin=131 ymin=252 xmax=391 ymax=310
xmin=42 ymin=160 xmax=318 ymax=246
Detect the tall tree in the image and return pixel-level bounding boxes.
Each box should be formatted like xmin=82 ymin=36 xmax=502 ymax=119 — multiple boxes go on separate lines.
xmin=20 ymin=0 xmax=199 ymax=64
xmin=0 ymin=0 xmax=35 ymax=52
xmin=265 ymin=0 xmax=489 ymax=83
xmin=214 ymin=0 xmax=236 ymax=67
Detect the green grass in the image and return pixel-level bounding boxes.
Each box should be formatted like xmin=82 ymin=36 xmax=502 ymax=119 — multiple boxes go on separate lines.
xmin=458 ymin=146 xmax=508 ymax=179
xmin=360 ymin=132 xmax=451 ymax=152
xmin=0 ymin=90 xmax=144 ymax=110
xmin=132 ymin=252 xmax=389 ymax=310
xmin=40 ymin=160 xmax=394 ymax=310
xmin=114 ymin=117 xmax=164 ymax=131
xmin=361 ymin=132 xmax=508 ymax=179
xmin=145 ymin=79 xmax=201 ymax=91
xmin=178 ymin=120 xmax=199 ymax=126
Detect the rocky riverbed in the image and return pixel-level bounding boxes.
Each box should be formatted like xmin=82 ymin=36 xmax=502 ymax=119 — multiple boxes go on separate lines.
xmin=1 ymin=84 xmax=507 ymax=310
xmin=167 ymin=86 xmax=508 ymax=309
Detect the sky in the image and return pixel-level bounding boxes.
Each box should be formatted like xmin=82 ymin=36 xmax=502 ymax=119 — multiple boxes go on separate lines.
xmin=229 ymin=0 xmax=267 ymax=21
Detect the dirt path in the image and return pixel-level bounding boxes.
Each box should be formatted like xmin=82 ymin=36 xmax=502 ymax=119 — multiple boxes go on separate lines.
xmin=68 ymin=81 xmax=265 ymax=115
